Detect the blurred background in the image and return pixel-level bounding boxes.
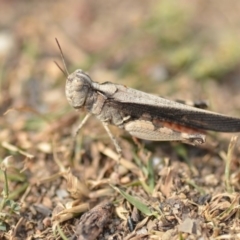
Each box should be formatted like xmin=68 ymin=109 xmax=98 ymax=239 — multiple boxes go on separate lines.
xmin=0 ymin=0 xmax=240 ymax=238
xmin=0 ymin=0 xmax=240 ymax=161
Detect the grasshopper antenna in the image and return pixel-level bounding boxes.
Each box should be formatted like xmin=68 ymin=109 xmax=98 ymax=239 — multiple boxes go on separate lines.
xmin=54 ymin=60 xmax=68 ymax=77
xmin=55 ymin=38 xmax=69 ymax=76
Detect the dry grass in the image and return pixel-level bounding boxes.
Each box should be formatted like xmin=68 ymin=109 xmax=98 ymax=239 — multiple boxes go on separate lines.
xmin=0 ymin=0 xmax=240 ymax=239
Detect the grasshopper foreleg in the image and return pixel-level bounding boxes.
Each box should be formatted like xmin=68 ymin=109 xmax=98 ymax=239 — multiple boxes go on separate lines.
xmin=75 ymin=113 xmax=91 ymax=137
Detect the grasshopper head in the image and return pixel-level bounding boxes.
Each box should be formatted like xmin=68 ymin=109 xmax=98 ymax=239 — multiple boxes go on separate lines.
xmin=65 ymin=69 xmax=93 ymax=109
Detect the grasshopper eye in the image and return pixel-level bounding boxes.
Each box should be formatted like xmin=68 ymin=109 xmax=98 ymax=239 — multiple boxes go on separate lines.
xmin=70 ymin=84 xmax=89 ymax=109
xmin=74 ymin=84 xmax=89 ymax=94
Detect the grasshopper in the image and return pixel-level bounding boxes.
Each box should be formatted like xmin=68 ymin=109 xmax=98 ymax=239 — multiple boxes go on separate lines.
xmin=56 ymin=40 xmax=240 ymax=158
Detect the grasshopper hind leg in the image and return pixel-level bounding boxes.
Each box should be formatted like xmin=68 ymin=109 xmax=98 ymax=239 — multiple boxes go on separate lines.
xmin=124 ymin=120 xmax=206 ymax=145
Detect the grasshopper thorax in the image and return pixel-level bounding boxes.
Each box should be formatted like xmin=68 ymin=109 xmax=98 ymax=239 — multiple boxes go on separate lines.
xmin=65 ymin=69 xmax=93 ymax=109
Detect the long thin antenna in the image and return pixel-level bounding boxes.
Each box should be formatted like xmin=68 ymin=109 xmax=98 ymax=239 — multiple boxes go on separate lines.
xmin=54 ymin=61 xmax=67 ymax=77
xmin=55 ymin=38 xmax=69 ymax=76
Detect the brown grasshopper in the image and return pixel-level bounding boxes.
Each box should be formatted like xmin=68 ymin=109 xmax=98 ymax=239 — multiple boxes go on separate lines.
xmin=56 ymin=40 xmax=240 ymax=158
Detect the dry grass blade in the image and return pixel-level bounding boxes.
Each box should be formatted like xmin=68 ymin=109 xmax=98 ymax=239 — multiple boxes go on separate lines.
xmin=225 ymin=135 xmax=238 ymax=192
xmin=204 ymin=193 xmax=240 ymax=222
xmin=52 ymin=202 xmax=89 ymax=223
xmin=97 ymin=142 xmax=138 ymax=173
xmin=88 ymin=188 xmax=114 ymax=198
xmin=2 ymin=141 xmax=34 ymax=159
xmin=159 ymin=167 xmax=174 ymax=198
xmin=63 ymin=169 xmax=89 ymax=199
